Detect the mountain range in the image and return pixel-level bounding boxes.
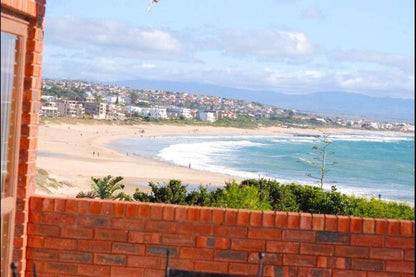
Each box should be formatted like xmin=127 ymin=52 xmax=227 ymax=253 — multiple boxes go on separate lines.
xmin=112 ymin=79 xmax=414 ymax=122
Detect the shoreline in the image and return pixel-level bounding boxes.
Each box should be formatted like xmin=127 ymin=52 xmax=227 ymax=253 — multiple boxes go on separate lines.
xmin=36 ymin=121 xmax=414 ymax=201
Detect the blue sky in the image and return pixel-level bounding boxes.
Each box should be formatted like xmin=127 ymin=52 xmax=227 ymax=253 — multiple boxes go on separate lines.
xmin=43 ymin=0 xmax=414 ymax=99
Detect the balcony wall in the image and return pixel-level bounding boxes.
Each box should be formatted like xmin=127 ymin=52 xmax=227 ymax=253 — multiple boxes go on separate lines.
xmin=27 ymin=196 xmax=414 ymax=276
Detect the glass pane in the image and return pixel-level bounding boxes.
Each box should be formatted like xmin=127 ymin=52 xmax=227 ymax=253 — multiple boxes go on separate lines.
xmin=1 ymin=32 xmax=16 ymax=195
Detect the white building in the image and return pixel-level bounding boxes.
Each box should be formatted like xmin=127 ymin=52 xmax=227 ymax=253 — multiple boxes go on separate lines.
xmin=126 ymin=106 xmax=168 ymax=119
xmin=198 ymin=110 xmax=216 ymax=122
xmin=57 ymin=100 xmax=85 ymax=118
xmin=40 ymin=102 xmax=59 ymax=117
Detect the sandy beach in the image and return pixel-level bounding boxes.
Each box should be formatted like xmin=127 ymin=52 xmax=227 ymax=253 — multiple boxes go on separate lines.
xmin=35 ymin=121 xmax=411 ymax=198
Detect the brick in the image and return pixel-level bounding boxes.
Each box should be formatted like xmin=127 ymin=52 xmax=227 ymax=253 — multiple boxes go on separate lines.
xmin=169 ymin=257 xmax=194 ymax=271
xmin=127 ymin=255 xmax=159 ymax=268
xmin=125 ymin=204 xmax=139 ymax=217
xmin=44 ymin=262 xmax=77 ymax=274
xmin=351 ymin=234 xmax=383 ymax=247
xmin=78 ymin=240 xmax=111 ymax=253
xmin=316 ymin=231 xmax=349 ymax=244
xmin=400 ymin=220 xmax=412 ymax=235
xmin=180 ymin=247 xmax=214 ymax=259
xmin=336 ymin=216 xmax=350 ymax=233
xmin=162 ymin=234 xmax=195 ymax=246
xmin=196 ymin=237 xmax=215 ymax=248
xmin=95 ymin=229 xmax=128 ymax=241
xmin=300 ymin=243 xmax=334 ymax=256
xmin=28 ymin=211 xmax=42 ymax=224
xmin=138 ymin=204 xmax=150 ymax=218
xmin=297 ymin=268 xmax=331 ymax=277
xmin=89 ymin=201 xmax=101 ymax=215
xmin=150 ymin=205 xmax=163 ymax=219
xmin=61 ymin=227 xmax=93 ymax=239
xmin=248 ymin=252 xmax=281 ymax=265
xmin=363 ymin=218 xmax=375 ymax=233
xmin=163 ymin=206 xmax=175 ymax=220
xmin=287 ymin=212 xmax=300 ymax=228
xmin=188 ymin=207 xmax=200 ymax=221
xmin=78 ymin=264 xmax=111 ymax=276
xmin=54 ymin=199 xmax=66 ymax=212
xmin=250 ymin=211 xmax=263 ymax=226
xmin=300 ymin=213 xmax=312 ymax=229
xmin=224 ymin=209 xmax=237 ymax=224
xmin=114 ymin=202 xmax=125 ymax=217
xmin=27 ymin=236 xmax=43 ymax=248
xmin=77 ymin=201 xmax=90 ymax=214
xmin=267 ymin=241 xmax=299 ymax=254
xmin=375 ymin=219 xmax=388 ymax=234
xmin=194 ymin=261 xmax=228 ymax=274
xmin=147 ymin=246 xmax=177 ymax=256
xmin=78 ymin=215 xmax=111 ymax=228
xmin=274 ymin=266 xmax=297 ymax=277
xmin=262 ymin=212 xmax=275 ymax=227
xmin=349 ymin=217 xmax=363 ymax=233
xmin=128 ymin=231 xmax=160 ymax=244
xmin=325 ymin=214 xmax=338 ymax=231
xmin=231 ymin=238 xmax=264 ymax=251
xmin=27 ymin=223 xmax=60 ymax=236
xmin=282 ymin=230 xmax=315 ymax=242
xmin=367 ymin=273 xmax=401 ymax=277
xmin=312 ymin=214 xmax=325 ymax=231
xmin=248 ymin=227 xmax=281 ymax=240
xmin=112 ymin=218 xmax=145 ymax=231
xmin=283 ymin=254 xmax=316 ymax=267
xmin=44 ymin=238 xmax=76 ymax=250
xmin=214 ymin=225 xmax=247 ymax=238
xmin=215 ymin=250 xmax=246 ymax=261
xmin=43 ymin=212 xmax=77 ymax=226
xmin=175 ymin=207 xmax=188 ymax=221
xmin=110 ymin=266 xmax=145 ymax=277
xmin=94 ymin=253 xmax=126 ymax=266
xmin=26 ymin=248 xmax=59 ymax=261
xmin=404 ymin=249 xmax=414 ymax=261
xmin=275 ymin=212 xmax=288 ymax=228
xmin=60 ymin=251 xmax=92 ymax=263
xmin=385 ymin=237 xmax=414 ymax=249
xmin=180 ymin=222 xmax=212 ymax=235
xmin=29 ymin=197 xmax=42 ymax=211
xmin=317 ymin=256 xmax=347 ymax=269
xmin=65 ymin=200 xmax=77 ymax=213
xmin=387 ymin=220 xmax=400 ymax=235
xmin=112 ymin=242 xmax=145 ymax=255
xmin=370 ymin=248 xmax=403 ymax=260
xmin=229 ymin=262 xmax=258 ymax=275
xmin=145 ymin=221 xmax=177 ymax=233
xmin=214 ymin=237 xmax=230 ymax=249
xmin=385 ymin=261 xmax=415 ymax=273
xmin=199 ymin=208 xmax=212 ymax=222
xmin=144 ymin=269 xmax=164 ymax=277
xmin=237 ymin=210 xmax=250 ymax=225
xmin=41 ymin=198 xmax=54 ymax=211
xmin=351 ymin=259 xmax=384 ymax=271
xmin=335 ymin=246 xmax=369 ymax=258
xmin=332 ymin=269 xmax=366 ymax=277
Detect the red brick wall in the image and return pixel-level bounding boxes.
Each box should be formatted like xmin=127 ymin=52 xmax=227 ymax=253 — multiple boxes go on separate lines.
xmin=27 ymin=196 xmax=414 ymax=276
xmin=1 ymin=0 xmax=46 ymax=275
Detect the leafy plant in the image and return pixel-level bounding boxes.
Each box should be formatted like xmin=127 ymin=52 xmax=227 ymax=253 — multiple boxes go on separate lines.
xmin=77 ymin=175 xmax=131 ymax=200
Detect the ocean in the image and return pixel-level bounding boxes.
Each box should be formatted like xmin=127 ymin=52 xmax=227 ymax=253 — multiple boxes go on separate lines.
xmin=107 ymin=133 xmax=415 ymax=204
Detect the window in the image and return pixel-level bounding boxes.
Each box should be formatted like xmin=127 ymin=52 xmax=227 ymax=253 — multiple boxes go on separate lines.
xmin=1 ymin=12 xmax=27 ymax=277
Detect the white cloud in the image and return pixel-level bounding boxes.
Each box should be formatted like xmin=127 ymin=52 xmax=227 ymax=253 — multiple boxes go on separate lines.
xmin=45 ymin=16 xmax=188 ymax=61
xmin=217 ymin=29 xmax=313 ymax=60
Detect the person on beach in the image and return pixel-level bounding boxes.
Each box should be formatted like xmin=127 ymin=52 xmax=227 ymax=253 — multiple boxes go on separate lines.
xmin=93 ymin=151 xmax=95 ymax=157
xmin=189 ymin=163 xmax=191 ymax=168
xmin=97 ymin=152 xmax=100 ymax=157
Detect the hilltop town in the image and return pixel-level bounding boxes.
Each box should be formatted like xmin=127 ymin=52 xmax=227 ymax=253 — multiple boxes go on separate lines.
xmin=41 ymin=79 xmax=414 ymax=132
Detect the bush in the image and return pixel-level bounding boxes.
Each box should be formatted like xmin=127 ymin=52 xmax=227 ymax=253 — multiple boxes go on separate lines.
xmin=130 ymin=178 xmax=414 ymax=220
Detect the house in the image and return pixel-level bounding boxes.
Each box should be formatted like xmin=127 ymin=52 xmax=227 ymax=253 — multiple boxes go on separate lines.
xmin=197 ymin=110 xmax=217 ymax=122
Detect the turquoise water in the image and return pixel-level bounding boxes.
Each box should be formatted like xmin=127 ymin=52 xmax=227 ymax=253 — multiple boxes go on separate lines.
xmin=108 ymin=133 xmax=414 ymax=203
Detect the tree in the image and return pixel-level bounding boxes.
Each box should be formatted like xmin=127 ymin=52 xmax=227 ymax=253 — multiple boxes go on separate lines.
xmin=76 ymin=175 xmax=132 ymax=200
xmin=305 ymin=133 xmax=336 ymax=189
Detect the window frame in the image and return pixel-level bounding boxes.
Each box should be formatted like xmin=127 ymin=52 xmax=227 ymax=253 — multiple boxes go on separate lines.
xmin=1 ymin=11 xmax=28 ymax=277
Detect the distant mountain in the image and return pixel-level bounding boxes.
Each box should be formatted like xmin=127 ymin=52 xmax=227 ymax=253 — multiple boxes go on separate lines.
xmin=112 ymin=79 xmax=414 ymax=122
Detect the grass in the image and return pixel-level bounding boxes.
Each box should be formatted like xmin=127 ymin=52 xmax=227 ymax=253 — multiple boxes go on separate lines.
xmin=35 ymin=168 xmax=73 ymax=193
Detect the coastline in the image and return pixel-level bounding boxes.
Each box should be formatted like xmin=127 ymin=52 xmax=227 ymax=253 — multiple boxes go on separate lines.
xmin=36 ymin=121 xmax=414 ymax=199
